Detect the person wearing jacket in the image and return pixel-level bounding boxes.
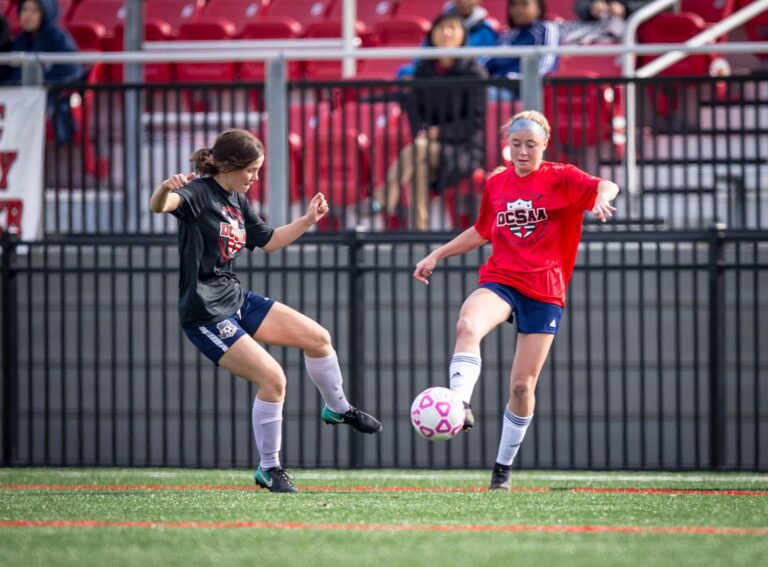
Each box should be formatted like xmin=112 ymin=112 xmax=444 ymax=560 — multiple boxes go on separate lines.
xmin=483 ymin=0 xmax=560 ymax=83
xmin=397 ymin=0 xmax=498 ymax=79
xmin=374 ymin=13 xmax=488 ymax=230
xmin=9 ymin=0 xmax=86 ymax=143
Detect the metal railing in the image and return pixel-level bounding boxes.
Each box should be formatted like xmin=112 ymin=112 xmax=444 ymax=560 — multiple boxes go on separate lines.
xmin=38 ymin=75 xmax=768 ymax=234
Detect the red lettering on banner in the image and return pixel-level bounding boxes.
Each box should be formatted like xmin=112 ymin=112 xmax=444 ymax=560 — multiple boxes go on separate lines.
xmin=0 ymin=151 xmax=18 ymax=190
xmin=0 ymin=199 xmax=23 ymax=235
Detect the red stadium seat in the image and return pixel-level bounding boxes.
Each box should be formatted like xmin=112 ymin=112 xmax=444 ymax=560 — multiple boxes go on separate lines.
xmin=327 ymin=101 xmax=410 ymax=188
xmin=544 ymin=0 xmax=577 ymax=20
xmin=356 ymin=58 xmax=411 ymax=79
xmin=262 ymin=0 xmax=333 ymax=23
xmin=303 ymin=18 xmax=367 ymax=40
xmin=67 ymin=21 xmax=108 ymax=51
xmin=194 ymin=0 xmax=268 ymax=37
xmin=373 ymin=18 xmax=429 ymax=46
xmin=145 ymin=0 xmax=205 ymax=34
xmin=637 ymin=12 xmax=717 ymax=76
xmin=176 ymin=19 xmax=238 ymax=82
xmin=68 ymin=0 xmax=125 ymax=35
xmin=302 ymin=126 xmax=371 ymax=219
xmin=680 ymin=0 xmax=736 ymax=24
xmin=370 ymin=0 xmax=441 ymax=45
xmin=326 ymin=0 xmax=397 ymax=42
xmin=240 ymin=18 xmax=303 ymax=39
xmin=105 ymin=20 xmax=175 ymax=82
xmin=58 ymin=0 xmax=76 ymax=21
xmin=1 ymin=0 xmax=19 ymax=34
xmin=327 ymin=0 xmax=397 ymax=24
xmin=304 ymin=59 xmax=362 ymax=81
xmin=544 ymin=70 xmax=615 ymax=152
xmin=557 ymin=54 xmax=622 ymax=78
xmin=239 ymin=18 xmax=305 ymax=86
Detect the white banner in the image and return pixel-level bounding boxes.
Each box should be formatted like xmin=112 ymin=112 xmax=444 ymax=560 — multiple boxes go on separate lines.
xmin=0 ymin=87 xmax=46 ymax=240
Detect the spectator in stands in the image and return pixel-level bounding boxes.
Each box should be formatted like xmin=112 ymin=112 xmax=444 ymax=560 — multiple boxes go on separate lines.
xmin=0 ymin=16 xmax=13 ymax=84
xmin=564 ymin=0 xmax=650 ymax=43
xmin=373 ymin=13 xmax=488 ymax=231
xmin=397 ymin=0 xmax=498 ymax=79
xmin=8 ymin=0 xmax=86 ymax=143
xmin=448 ymin=0 xmax=500 ymax=47
xmin=483 ymin=0 xmax=560 ymax=95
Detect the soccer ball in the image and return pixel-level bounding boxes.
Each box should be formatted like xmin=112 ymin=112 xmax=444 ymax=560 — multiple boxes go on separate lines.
xmin=410 ymin=387 xmax=465 ymax=441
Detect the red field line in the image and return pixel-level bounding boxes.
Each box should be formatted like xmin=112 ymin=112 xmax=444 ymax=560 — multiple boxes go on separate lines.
xmin=1 ymin=519 xmax=766 ymax=536
xmin=1 ymin=484 xmax=766 ymax=496
xmin=571 ymin=487 xmax=768 ymax=497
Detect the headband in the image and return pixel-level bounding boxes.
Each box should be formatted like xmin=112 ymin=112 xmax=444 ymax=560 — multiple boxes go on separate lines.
xmin=509 ymin=119 xmax=548 ymax=138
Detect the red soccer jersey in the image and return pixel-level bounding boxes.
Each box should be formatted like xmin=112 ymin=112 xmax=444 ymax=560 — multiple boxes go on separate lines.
xmin=473 ymin=161 xmax=601 ymax=307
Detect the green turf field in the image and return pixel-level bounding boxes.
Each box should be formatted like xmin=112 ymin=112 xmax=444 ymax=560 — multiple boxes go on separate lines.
xmin=1 ymin=468 xmax=766 ymax=566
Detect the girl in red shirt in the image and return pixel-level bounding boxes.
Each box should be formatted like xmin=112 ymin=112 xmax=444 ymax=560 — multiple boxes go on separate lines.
xmin=413 ymin=111 xmax=619 ymax=490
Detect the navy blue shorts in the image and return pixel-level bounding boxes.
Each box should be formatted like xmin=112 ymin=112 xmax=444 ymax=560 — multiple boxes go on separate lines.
xmin=182 ymin=291 xmax=276 ymax=365
xmin=479 ymin=282 xmax=563 ymax=335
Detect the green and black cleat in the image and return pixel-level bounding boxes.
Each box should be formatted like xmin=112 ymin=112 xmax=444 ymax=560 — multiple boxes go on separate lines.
xmin=321 ymin=406 xmax=383 ymax=434
xmin=255 ymin=465 xmax=298 ymax=493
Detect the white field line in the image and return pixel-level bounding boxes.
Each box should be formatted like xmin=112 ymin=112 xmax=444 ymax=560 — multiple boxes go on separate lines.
xmin=2 ymin=469 xmax=767 ymax=484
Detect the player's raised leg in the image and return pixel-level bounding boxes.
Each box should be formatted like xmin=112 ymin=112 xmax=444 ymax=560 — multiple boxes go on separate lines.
xmin=451 ymin=288 xmax=512 ymax=431
xmin=490 ymin=332 xmax=555 ymax=491
xmin=254 ymin=302 xmax=382 ymax=433
xmin=219 ymin=336 xmax=297 ymax=493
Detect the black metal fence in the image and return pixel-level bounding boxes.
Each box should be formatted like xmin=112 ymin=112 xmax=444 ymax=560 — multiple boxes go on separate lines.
xmin=41 ymin=74 xmax=768 ymax=235
xmin=2 ymin=229 xmax=766 ymax=470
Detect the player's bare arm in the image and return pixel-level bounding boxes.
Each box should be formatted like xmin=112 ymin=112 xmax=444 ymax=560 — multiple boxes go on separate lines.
xmin=262 ymin=193 xmax=330 ymax=253
xmin=149 ymin=172 xmax=196 ymax=213
xmin=592 ymin=180 xmax=620 ymax=223
xmin=413 ymin=227 xmax=487 ymax=285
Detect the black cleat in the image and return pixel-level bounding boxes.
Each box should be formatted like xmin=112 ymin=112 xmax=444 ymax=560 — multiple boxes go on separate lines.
xmin=255 ymin=465 xmax=298 ymax=493
xmin=489 ymin=462 xmax=511 ymax=491
xmin=462 ymin=401 xmax=475 ymax=432
xmin=321 ymin=406 xmax=383 ymax=434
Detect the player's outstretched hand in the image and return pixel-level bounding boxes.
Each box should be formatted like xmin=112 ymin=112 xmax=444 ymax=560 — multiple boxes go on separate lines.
xmin=413 ymin=256 xmax=437 ymax=285
xmin=162 ymin=172 xmax=196 ymax=190
xmin=307 ymin=192 xmax=330 ymax=223
xmin=592 ymin=193 xmax=617 ymax=223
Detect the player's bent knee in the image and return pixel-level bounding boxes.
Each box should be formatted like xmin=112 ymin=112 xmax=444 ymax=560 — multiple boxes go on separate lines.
xmin=259 ymin=369 xmax=287 ymax=399
xmin=455 ymin=316 xmax=481 ymax=343
xmin=303 ymin=326 xmax=333 ymax=357
xmin=511 ymin=381 xmax=534 ymax=402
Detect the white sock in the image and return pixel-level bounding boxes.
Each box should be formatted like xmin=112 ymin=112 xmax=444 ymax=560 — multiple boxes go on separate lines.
xmin=449 ymin=352 xmax=482 ymax=404
xmin=252 ymin=398 xmax=283 ymax=470
xmin=304 ymin=351 xmax=351 ymax=414
xmin=495 ymin=407 xmax=532 ymax=466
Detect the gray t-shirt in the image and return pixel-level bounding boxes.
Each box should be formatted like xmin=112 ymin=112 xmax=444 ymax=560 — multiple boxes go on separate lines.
xmin=171 ymin=176 xmax=273 ymax=327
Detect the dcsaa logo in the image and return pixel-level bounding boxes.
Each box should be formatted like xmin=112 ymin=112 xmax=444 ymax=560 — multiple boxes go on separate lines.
xmin=496 ymin=198 xmax=547 ymax=238
xmin=216 ymin=320 xmax=238 ymax=340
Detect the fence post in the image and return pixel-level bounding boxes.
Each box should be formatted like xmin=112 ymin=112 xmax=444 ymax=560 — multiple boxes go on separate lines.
xmin=520 ymin=53 xmax=542 ymax=111
xmin=266 ymin=56 xmax=288 ymax=227
xmin=1 ymin=230 xmax=20 ymax=466
xmin=346 ymin=229 xmax=365 ymax=468
xmin=707 ymin=223 xmax=726 ymax=470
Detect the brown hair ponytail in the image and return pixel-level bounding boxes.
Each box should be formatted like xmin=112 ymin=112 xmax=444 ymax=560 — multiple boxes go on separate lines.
xmin=189 ymin=129 xmax=265 ymax=175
